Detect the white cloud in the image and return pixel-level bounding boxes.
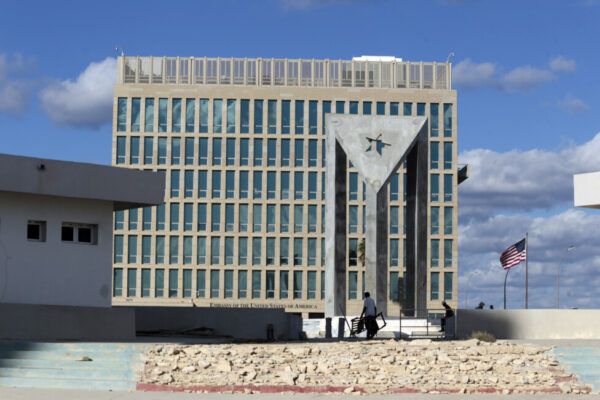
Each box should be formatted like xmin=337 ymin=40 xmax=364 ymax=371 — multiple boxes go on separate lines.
xmin=549 ymin=56 xmax=576 ymax=73
xmin=0 ymin=53 xmax=36 ymax=117
xmin=458 ymin=133 xmax=600 ymax=222
xmin=453 ymin=57 xmax=576 ymax=92
xmin=39 ymin=57 xmax=116 ymax=130
xmin=558 ymin=94 xmax=588 ymax=115
xmin=459 ymin=209 xmax=600 ymax=309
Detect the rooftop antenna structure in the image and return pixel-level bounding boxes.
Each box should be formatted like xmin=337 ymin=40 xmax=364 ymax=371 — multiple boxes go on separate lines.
xmin=115 ymin=46 xmax=124 ymax=57
xmin=446 ymin=52 xmax=455 ymax=63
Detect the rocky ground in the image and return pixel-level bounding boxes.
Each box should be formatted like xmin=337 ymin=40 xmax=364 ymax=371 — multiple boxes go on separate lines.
xmin=139 ymin=339 xmax=592 ymax=394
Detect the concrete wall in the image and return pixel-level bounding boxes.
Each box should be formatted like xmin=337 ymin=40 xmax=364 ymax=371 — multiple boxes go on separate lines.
xmin=457 ymin=309 xmax=600 ymax=339
xmin=0 ymin=303 xmax=135 ymax=341
xmin=0 ymin=192 xmax=113 ymax=307
xmin=131 ymin=306 xmax=302 ymax=341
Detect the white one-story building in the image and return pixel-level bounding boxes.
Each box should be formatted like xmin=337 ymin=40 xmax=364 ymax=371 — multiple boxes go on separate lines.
xmin=0 ymin=154 xmax=164 ymax=309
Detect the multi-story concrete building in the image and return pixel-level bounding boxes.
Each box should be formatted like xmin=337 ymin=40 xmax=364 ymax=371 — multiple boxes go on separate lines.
xmin=111 ymin=56 xmax=463 ymax=317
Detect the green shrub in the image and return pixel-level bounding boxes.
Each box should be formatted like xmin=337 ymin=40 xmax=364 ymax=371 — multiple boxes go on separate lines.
xmin=470 ymin=331 xmax=496 ymax=343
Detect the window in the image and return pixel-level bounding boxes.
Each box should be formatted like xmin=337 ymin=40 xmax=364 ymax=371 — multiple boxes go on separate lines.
xmin=281 ymin=139 xmax=290 ymax=166
xmin=226 ymin=99 xmax=236 ymax=133
xmin=335 ymin=101 xmax=344 ymax=114
xmin=197 ymin=237 xmax=206 ymax=264
xmin=116 ymin=136 xmax=126 ymax=164
xmin=252 ymin=237 xmax=262 ymax=265
xmin=281 ymin=171 xmax=290 ymax=199
xmin=403 ymin=102 xmax=412 ymax=116
xmin=239 ymin=204 xmax=248 ymax=232
xmin=431 ymin=174 xmax=439 ymax=202
xmin=182 ymin=269 xmax=192 ymax=297
xmin=349 ymin=173 xmax=358 ymax=201
xmin=168 ymin=269 xmax=178 ymax=298
xmin=224 ymin=270 xmax=234 ymax=298
xmin=126 ymin=235 xmax=137 ymax=263
xmin=280 ymin=237 xmax=289 ymax=265
xmin=152 ymin=268 xmax=164 ymax=297
xmin=308 ymin=172 xmax=317 ymax=200
xmin=322 ymin=270 xmax=326 ymax=299
xmin=444 ymin=207 xmax=453 ymax=234
xmin=239 ymin=171 xmax=248 ymax=199
xmin=158 ymin=98 xmax=167 ymax=132
xmin=211 ymin=237 xmax=220 ymax=265
xmin=224 ymin=237 xmax=234 ymax=264
xmin=281 ymin=100 xmax=290 ymax=134
xmin=196 ymin=270 xmax=206 ymax=297
xmin=266 ymin=238 xmax=275 ymax=265
xmin=114 ymin=235 xmax=124 ymax=263
xmin=226 ymin=138 xmax=235 ymax=165
xmin=210 ymin=270 xmax=219 ymax=298
xmin=213 ymin=99 xmax=222 ymax=133
xmin=241 ymin=99 xmax=250 ymax=133
xmin=27 ymin=220 xmax=45 ymax=241
xmin=349 ymin=101 xmax=358 ymax=115
xmin=294 ymin=139 xmax=303 ymax=167
xmin=169 ymin=236 xmax=179 ymax=264
xmin=198 ymin=137 xmax=208 ymax=165
xmin=266 ymin=270 xmax=275 ymax=298
xmin=266 ymin=205 xmax=276 ymax=232
xmin=431 ymin=272 xmax=440 ymax=300
xmin=294 ymin=171 xmax=303 ymax=199
xmin=225 ymin=204 xmax=235 ymax=232
xmin=417 ymin=103 xmax=425 ymax=116
xmin=184 ymin=99 xmax=195 ymax=133
xmin=390 ymin=272 xmax=399 ymax=301
xmin=349 ymin=238 xmax=358 ymax=266
xmin=170 ymin=203 xmax=179 ymax=230
xmin=390 ymin=174 xmax=399 ymax=201
xmin=390 ymin=206 xmax=399 ymax=234
xmin=128 ymin=210 xmax=139 ymax=231
xmin=308 ymin=139 xmax=318 ymax=167
xmin=294 ymin=205 xmax=303 ymax=233
xmin=62 ymin=223 xmax=97 ymax=245
xmin=184 ymin=138 xmax=194 ymax=165
xmin=280 ymin=270 xmax=289 ymax=299
xmin=127 ymin=269 xmax=137 ymax=297
xmin=172 ymin=98 xmax=182 ymax=132
xmin=309 ymin=100 xmax=317 ymax=134
xmin=363 ymin=101 xmax=371 ymax=115
xmin=444 ymin=142 xmax=452 ymax=169
xmin=197 ymin=203 xmax=207 ymax=231
xmin=294 ymin=238 xmax=303 ymax=266
xmin=183 ymin=203 xmax=193 ymax=231
xmin=157 ymin=137 xmax=167 ymax=165
xmin=267 ymin=171 xmax=276 ymax=199
xmin=238 ymin=270 xmax=247 ymax=298
xmin=254 ymin=99 xmax=263 ymax=133
xmin=349 ymin=271 xmax=358 ymax=300
xmin=117 ymin=98 xmax=127 ymax=132
xmin=390 ymin=102 xmax=399 ymax=115
xmin=307 ymin=271 xmax=316 ymax=299
xmin=444 ymin=174 xmax=453 ymax=202
xmin=308 ymin=205 xmax=317 ymax=233
xmin=155 ymin=236 xmax=165 ymax=264
xmin=184 ymin=171 xmax=194 ymax=198
xmin=115 ymin=210 xmax=124 ymax=230
xmin=240 ymin=138 xmax=249 ymax=166
xmin=349 ymin=206 xmax=358 ymax=233
xmin=443 ymin=104 xmax=452 ymax=137
xmin=268 ymin=100 xmax=277 ymax=133
xmin=253 ymin=204 xmax=262 ymax=232
xmin=130 ymin=137 xmax=140 ymax=164
xmin=293 ymin=271 xmax=303 ymax=299
xmin=253 ymin=138 xmax=263 ymax=166
xmin=142 ymin=236 xmax=151 ymax=264
xmin=253 ymin=171 xmax=262 ymax=199
xmin=295 ymin=100 xmax=304 ymax=134
xmin=211 ymin=203 xmax=221 ymax=231
xmin=444 ymin=239 xmax=453 ymax=268
xmin=431 ymin=207 xmax=439 ymax=234
xmin=212 ymin=138 xmax=222 ymax=165
xmin=170 ymin=170 xmax=180 ymax=197
xmin=171 ymin=137 xmax=180 ymax=165
xmin=431 ymin=239 xmax=440 ymax=267
xmin=376 ymin=102 xmax=385 ymax=115
xmin=238 ymin=237 xmax=248 ymax=265
xmin=390 ymin=239 xmax=399 ymax=267
xmin=141 ymin=138 xmax=153 ymax=166
xmin=113 ymin=268 xmax=123 ymax=296
xmin=280 ymin=205 xmax=289 ymax=233
xmin=212 ymin=170 xmax=221 ymax=198
xmin=430 ymin=142 xmax=439 ymax=169
xmin=322 ymin=100 xmax=331 ymax=134
xmin=307 ymin=238 xmax=317 ymax=266
xmin=252 ymin=270 xmax=261 ymax=299
xmin=267 ymin=139 xmax=277 ymax=166
xmin=444 ymin=272 xmax=453 ymax=300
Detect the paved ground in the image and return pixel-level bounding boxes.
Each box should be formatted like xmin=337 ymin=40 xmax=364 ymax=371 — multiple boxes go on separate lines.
xmin=1 ymin=387 xmax=599 ymax=400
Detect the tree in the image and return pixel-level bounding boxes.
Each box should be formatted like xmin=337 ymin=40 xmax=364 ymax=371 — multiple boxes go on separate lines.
xmin=358 ymin=238 xmax=365 ymax=266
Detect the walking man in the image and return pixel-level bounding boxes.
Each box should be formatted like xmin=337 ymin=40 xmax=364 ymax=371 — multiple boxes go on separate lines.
xmin=360 ymin=292 xmax=378 ymax=339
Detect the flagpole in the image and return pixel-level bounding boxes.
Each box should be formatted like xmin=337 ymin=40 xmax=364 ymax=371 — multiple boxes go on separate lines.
xmin=504 ymin=267 xmax=510 ymax=309
xmin=525 ymin=232 xmax=529 ymax=309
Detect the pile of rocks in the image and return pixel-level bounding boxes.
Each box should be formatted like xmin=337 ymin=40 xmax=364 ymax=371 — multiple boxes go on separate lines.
xmin=140 ymin=339 xmax=591 ymax=394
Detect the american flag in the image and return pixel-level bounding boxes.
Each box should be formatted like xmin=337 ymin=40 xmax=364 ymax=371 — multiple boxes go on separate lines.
xmin=500 ymin=238 xmax=527 ymax=270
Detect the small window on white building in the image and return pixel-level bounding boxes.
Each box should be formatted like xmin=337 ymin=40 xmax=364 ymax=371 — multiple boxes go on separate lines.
xmin=61 ymin=223 xmax=98 ymax=245
xmin=27 ymin=220 xmax=46 ymax=242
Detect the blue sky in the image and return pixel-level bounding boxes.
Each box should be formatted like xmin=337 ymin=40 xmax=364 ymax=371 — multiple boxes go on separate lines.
xmin=1 ymin=0 xmax=600 ymax=309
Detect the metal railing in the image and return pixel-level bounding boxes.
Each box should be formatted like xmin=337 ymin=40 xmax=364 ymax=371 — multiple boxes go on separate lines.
xmin=117 ymin=56 xmax=452 ymax=90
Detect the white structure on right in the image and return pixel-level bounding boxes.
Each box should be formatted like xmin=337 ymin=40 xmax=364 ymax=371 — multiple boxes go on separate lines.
xmin=574 ymin=171 xmax=600 ymax=208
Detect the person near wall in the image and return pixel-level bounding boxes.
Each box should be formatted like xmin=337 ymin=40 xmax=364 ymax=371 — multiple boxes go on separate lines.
xmin=360 ymin=292 xmax=378 ymax=339
xmin=441 ymin=300 xmax=454 ymax=332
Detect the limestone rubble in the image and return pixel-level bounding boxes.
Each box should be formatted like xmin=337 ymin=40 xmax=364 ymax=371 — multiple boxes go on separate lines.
xmin=140 ymin=339 xmax=591 ymax=394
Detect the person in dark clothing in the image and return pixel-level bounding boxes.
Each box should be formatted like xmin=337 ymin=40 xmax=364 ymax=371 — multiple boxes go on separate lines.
xmin=441 ymin=300 xmax=454 ymax=332
xmin=360 ymin=292 xmax=378 ymax=339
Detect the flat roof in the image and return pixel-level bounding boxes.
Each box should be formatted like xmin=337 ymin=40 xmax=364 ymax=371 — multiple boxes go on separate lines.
xmin=0 ymin=154 xmax=165 ymax=211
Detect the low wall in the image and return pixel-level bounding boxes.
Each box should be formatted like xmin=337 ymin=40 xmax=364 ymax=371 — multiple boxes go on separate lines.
xmin=0 ymin=303 xmax=135 ymax=341
xmin=457 ymin=309 xmax=600 ymax=339
xmin=130 ymin=306 xmax=302 ymax=341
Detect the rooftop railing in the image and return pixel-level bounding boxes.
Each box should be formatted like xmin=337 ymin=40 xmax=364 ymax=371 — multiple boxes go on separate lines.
xmin=117 ymin=56 xmax=452 ymax=90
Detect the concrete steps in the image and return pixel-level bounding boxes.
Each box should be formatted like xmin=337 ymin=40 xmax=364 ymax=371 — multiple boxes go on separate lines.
xmin=553 ymin=346 xmax=600 ymax=392
xmin=0 ymin=341 xmax=147 ymax=391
